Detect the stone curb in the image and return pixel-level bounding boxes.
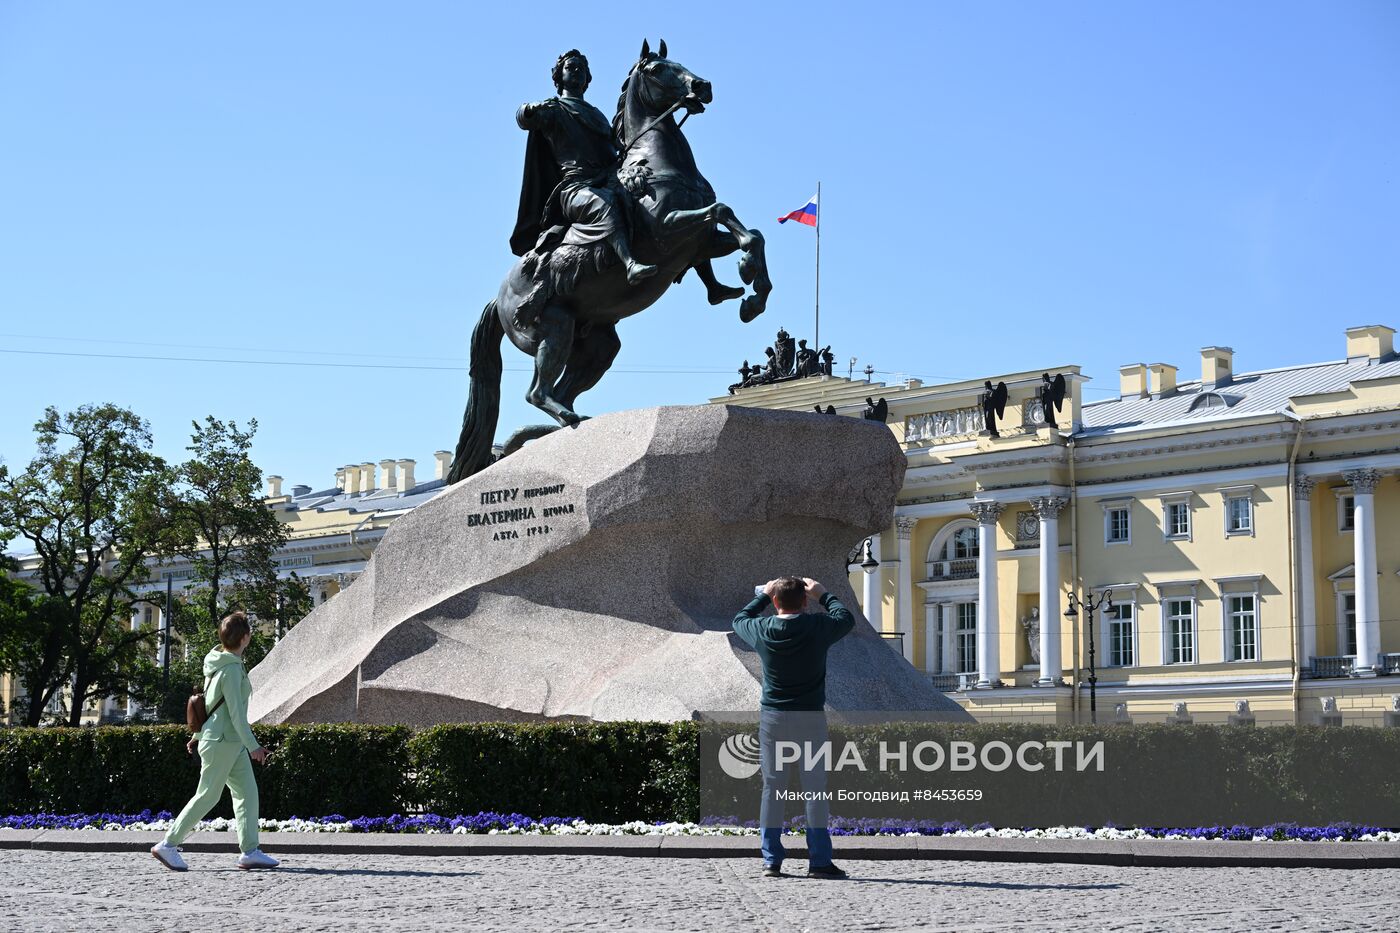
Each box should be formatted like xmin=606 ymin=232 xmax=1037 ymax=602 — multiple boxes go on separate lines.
xmin=4 ymin=829 xmax=1400 ymax=868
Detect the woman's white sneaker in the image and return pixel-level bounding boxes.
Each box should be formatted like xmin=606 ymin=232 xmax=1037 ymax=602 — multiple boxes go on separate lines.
xmin=151 ymin=842 xmax=188 ymax=872
xmin=237 ymin=849 xmax=280 ymax=870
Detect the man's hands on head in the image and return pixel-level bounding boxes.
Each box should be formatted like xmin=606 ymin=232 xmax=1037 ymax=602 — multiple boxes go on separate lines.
xmin=762 ymin=578 xmax=826 ymax=600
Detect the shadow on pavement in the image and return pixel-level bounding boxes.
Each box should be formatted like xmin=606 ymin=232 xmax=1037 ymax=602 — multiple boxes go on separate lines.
xmin=215 ymin=867 xmax=483 ymax=879
xmin=851 ymin=879 xmax=1124 ymax=891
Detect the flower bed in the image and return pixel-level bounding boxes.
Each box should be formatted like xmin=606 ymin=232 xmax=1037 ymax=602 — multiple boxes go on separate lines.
xmin=4 ymin=811 xmax=1397 ymax=842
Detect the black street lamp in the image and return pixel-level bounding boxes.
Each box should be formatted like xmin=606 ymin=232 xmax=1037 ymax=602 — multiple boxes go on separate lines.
xmin=859 ymin=538 xmax=879 ymax=574
xmin=1064 ymin=590 xmax=1112 ymax=724
xmin=161 ymin=574 xmax=173 ymax=691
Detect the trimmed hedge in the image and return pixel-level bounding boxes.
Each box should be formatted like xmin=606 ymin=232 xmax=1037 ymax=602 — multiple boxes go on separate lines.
xmin=2 ymin=721 xmax=1398 ymax=825
xmin=410 ymin=722 xmax=697 ymax=823
xmin=0 ymin=724 xmax=414 ymax=819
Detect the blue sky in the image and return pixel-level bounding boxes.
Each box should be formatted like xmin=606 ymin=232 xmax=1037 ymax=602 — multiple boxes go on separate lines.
xmin=1 ymin=1 xmax=1397 ymax=490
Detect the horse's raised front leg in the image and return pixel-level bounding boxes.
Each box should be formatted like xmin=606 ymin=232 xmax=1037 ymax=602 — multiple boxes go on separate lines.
xmin=710 ymin=204 xmax=771 ymax=323
xmin=525 ymin=304 xmax=583 ymax=427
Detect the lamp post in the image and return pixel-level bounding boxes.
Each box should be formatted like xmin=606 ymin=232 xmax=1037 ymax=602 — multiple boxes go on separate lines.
xmin=860 ymin=538 xmax=879 ymax=574
xmin=1064 ymin=590 xmax=1112 ymax=724
xmin=161 ymin=574 xmax=173 ymax=691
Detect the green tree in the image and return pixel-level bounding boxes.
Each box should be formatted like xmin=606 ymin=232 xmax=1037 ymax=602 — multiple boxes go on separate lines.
xmin=134 ymin=418 xmax=296 ymax=722
xmin=0 ymin=405 xmax=171 ymax=725
xmin=0 ymin=548 xmax=41 ymax=722
xmin=160 ymin=417 xmax=289 ymax=627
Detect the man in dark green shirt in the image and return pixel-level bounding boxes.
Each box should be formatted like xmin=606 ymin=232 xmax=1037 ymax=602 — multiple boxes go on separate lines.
xmin=732 ymin=576 xmax=854 ymax=879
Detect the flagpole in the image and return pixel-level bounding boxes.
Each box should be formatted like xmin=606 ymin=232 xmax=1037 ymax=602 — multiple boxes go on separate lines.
xmin=814 ymin=181 xmax=821 ymax=358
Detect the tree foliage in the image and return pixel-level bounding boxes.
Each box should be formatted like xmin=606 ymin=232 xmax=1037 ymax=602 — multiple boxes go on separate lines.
xmin=159 ymin=417 xmax=289 ymax=626
xmin=0 ymin=405 xmax=169 ymax=725
xmin=0 ymin=408 xmax=297 ymax=726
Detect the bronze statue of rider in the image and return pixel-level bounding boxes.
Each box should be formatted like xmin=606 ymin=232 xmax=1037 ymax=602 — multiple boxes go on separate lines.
xmin=511 ymin=49 xmax=657 ymax=324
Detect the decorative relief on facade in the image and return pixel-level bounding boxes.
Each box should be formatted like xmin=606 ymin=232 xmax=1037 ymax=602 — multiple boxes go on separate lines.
xmin=1293 ymin=476 xmax=1315 ymax=500
xmin=905 ymin=397 xmax=1050 ymax=445
xmin=1015 ymin=510 xmax=1039 ymax=548
xmin=895 ymin=516 xmax=918 ymax=540
xmin=1021 ymin=398 xmax=1047 ymax=430
xmin=905 ymin=406 xmax=983 ymax=444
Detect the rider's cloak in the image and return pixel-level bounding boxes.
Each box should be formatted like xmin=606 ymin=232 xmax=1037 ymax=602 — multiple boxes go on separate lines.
xmin=511 ymin=127 xmax=561 ymax=257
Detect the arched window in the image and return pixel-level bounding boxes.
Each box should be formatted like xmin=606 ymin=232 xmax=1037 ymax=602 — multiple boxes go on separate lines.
xmin=946 ymin=527 xmax=979 ymax=561
xmin=927 ymin=520 xmax=979 ymax=580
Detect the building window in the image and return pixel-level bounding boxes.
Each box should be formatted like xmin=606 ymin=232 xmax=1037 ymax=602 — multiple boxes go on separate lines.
xmin=949 ymin=527 xmax=978 ymax=560
xmin=1227 ymin=595 xmax=1258 ymax=661
xmin=930 ymin=525 xmax=979 ymax=581
xmin=1106 ymin=603 xmax=1134 ymax=667
xmin=143 ymin=606 xmax=154 ymax=626
xmin=1341 ymin=593 xmax=1356 ymax=656
xmin=1165 ymin=598 xmax=1194 ymax=664
xmin=1226 ymin=496 xmax=1253 ymax=535
xmin=1338 ymin=495 xmax=1355 ymax=533
xmin=1164 ymin=502 xmax=1190 ymax=539
xmin=1105 ymin=507 xmax=1130 ymax=545
xmin=955 ymin=603 xmax=977 ymax=674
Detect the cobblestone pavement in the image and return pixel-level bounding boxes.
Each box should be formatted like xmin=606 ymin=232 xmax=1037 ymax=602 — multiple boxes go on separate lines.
xmin=3 ymin=849 xmax=1398 ymax=932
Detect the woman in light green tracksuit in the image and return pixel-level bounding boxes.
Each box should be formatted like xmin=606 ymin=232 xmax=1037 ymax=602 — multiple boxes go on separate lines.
xmin=151 ymin=611 xmax=279 ymax=872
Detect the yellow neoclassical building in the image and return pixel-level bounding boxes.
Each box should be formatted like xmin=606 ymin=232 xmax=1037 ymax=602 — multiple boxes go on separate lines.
xmin=712 ymin=324 xmax=1400 ymax=727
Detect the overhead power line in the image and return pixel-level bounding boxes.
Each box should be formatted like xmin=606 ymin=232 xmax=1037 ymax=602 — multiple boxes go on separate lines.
xmin=0 ymin=347 xmax=732 ymax=375
xmin=0 ymin=331 xmax=466 ymax=364
xmin=0 ymin=336 xmax=1120 ymax=392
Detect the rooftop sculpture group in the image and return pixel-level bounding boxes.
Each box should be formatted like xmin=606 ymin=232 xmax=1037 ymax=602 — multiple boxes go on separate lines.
xmin=728 ymin=327 xmax=834 ymax=393
xmin=978 ymin=372 xmax=1068 ymax=437
xmin=449 ymin=42 xmax=774 ymax=483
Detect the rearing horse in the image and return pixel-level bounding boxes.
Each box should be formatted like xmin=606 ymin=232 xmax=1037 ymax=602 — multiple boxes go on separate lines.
xmin=448 ymin=40 xmax=772 ymax=483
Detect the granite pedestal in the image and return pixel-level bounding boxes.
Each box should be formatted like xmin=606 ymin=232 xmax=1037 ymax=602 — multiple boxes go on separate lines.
xmin=249 ymin=405 xmax=967 ymax=724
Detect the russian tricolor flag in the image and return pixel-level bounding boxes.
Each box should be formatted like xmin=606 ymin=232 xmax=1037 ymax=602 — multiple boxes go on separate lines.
xmin=778 ymin=192 xmax=818 ymax=227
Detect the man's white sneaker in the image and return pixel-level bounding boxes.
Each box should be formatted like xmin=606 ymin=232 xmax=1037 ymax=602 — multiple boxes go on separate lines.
xmin=237 ymin=849 xmax=280 ymax=870
xmin=151 ymin=842 xmax=188 ymax=872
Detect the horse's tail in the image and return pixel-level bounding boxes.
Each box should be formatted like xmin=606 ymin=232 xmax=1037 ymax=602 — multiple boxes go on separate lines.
xmin=447 ymin=300 xmax=504 ymax=484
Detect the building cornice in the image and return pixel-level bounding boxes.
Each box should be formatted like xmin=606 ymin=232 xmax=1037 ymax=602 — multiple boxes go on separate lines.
xmin=1071 ymin=422 xmax=1296 ymax=465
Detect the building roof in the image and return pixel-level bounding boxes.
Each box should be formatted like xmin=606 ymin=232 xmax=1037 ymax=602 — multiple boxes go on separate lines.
xmin=283 ymin=478 xmax=449 ymax=515
xmin=1076 ymin=358 xmax=1400 ymax=438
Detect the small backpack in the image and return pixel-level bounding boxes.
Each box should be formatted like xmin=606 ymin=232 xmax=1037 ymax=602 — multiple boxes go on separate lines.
xmin=186 ymin=679 xmax=226 ymax=734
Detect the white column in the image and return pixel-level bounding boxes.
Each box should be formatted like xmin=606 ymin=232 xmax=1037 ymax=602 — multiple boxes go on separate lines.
xmin=895 ymin=517 xmax=917 ymax=665
xmin=1344 ymin=469 xmax=1382 ymax=674
xmin=1294 ymin=477 xmax=1318 ymax=667
xmin=862 ymin=534 xmax=883 ymax=633
xmin=126 ymin=606 xmax=141 ymax=719
xmin=970 ymin=500 xmax=1004 ymax=687
xmin=1031 ymin=496 xmax=1068 ymax=686
xmin=924 ymin=605 xmax=938 ymax=672
xmin=941 ymin=603 xmax=956 ymax=674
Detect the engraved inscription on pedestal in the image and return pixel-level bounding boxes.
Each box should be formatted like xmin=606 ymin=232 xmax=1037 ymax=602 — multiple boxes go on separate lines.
xmin=470 ymin=483 xmax=579 ymax=541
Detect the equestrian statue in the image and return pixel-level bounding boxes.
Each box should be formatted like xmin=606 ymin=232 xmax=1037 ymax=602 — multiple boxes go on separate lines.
xmin=448 ymin=41 xmax=773 ymax=483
